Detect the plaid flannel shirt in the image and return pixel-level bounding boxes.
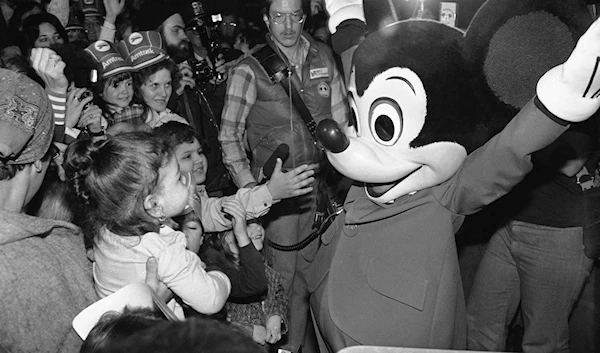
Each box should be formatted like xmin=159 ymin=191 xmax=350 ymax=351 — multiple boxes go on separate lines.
xmin=219 ymin=36 xmax=349 ymax=188
xmin=108 ymin=104 xmax=146 ymax=126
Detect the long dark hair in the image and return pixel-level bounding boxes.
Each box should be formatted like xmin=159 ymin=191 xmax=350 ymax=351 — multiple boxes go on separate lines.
xmin=21 ymin=12 xmax=68 ymax=51
xmin=64 ymin=132 xmax=172 ymax=247
xmin=202 ymin=232 xmax=239 ymax=270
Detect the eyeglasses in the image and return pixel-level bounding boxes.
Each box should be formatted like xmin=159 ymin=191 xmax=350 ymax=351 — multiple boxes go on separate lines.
xmin=221 ymin=22 xmax=237 ymax=27
xmin=269 ymin=11 xmax=305 ymax=25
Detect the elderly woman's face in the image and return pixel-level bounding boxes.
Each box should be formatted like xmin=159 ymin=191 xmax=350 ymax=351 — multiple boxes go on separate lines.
xmin=34 ymin=22 xmax=64 ymax=48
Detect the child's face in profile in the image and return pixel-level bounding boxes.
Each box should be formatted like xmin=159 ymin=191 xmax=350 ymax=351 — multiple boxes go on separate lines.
xmin=247 ymin=223 xmax=265 ymax=251
xmin=183 ymin=219 xmax=203 ymax=253
xmin=154 ymin=157 xmax=191 ymax=218
xmin=175 ymin=138 xmax=208 ymax=185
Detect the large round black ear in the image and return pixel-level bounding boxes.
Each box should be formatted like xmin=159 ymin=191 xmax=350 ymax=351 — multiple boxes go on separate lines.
xmin=462 ymin=0 xmax=593 ymax=112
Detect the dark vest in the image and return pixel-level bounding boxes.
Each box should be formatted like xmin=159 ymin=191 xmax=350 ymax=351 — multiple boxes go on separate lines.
xmin=242 ymin=36 xmax=337 ymax=177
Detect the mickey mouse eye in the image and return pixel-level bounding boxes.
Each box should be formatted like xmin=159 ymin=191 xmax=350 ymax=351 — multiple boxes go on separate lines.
xmin=369 ymin=98 xmax=402 ymax=146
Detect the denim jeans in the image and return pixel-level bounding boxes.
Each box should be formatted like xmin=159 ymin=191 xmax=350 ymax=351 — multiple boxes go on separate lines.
xmin=263 ymin=186 xmax=319 ymax=353
xmin=466 ymin=220 xmax=593 ymax=353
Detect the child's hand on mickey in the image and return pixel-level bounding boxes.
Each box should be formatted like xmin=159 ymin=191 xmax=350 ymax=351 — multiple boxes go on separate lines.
xmin=265 ymin=315 xmax=282 ymax=344
xmin=267 ymin=159 xmax=316 ymax=200
xmin=222 ymin=199 xmax=250 ymax=247
xmin=252 ymin=324 xmax=268 ymax=345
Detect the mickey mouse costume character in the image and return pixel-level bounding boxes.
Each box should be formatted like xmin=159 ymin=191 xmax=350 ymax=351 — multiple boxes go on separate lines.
xmin=308 ymin=0 xmax=600 ymax=350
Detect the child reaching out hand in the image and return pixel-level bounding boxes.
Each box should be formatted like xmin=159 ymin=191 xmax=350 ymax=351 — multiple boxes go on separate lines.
xmin=153 ymin=121 xmax=317 ymax=233
xmin=64 ymin=132 xmax=231 ymax=319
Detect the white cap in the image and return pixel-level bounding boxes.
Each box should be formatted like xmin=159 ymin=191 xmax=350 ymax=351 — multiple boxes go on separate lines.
xmin=72 ymin=283 xmax=178 ymax=340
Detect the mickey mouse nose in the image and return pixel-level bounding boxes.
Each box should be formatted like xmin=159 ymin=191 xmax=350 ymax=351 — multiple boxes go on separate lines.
xmin=316 ymin=119 xmax=349 ymax=153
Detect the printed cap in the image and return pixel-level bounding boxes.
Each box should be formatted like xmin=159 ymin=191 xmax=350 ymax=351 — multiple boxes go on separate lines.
xmin=84 ymin=40 xmax=133 ymax=79
xmin=117 ymin=31 xmax=169 ymax=71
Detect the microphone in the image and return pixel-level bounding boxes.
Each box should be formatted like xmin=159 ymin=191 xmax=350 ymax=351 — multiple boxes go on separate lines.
xmin=263 ymin=143 xmax=290 ymax=179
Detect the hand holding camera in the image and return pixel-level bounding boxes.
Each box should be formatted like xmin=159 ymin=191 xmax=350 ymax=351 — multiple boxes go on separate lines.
xmin=78 ymin=103 xmax=104 ymax=132
xmin=185 ymin=1 xmax=226 ymax=88
xmin=66 ymin=86 xmax=94 ymax=129
xmin=176 ymin=61 xmax=197 ymax=95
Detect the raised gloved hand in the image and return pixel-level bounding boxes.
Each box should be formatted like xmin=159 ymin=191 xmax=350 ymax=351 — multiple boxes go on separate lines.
xmin=324 ymin=0 xmax=365 ymax=34
xmin=537 ymin=18 xmax=600 ymax=123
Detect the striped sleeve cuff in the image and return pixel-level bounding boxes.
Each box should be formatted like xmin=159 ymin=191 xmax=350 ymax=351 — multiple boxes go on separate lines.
xmin=47 ymin=91 xmax=67 ymax=126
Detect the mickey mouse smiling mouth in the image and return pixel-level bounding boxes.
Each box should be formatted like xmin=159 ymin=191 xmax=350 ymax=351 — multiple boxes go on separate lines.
xmin=365 ymin=166 xmax=423 ymax=199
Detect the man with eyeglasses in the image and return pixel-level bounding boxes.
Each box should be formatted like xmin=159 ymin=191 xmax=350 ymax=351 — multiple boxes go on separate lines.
xmin=218 ymin=12 xmax=241 ymax=49
xmin=219 ymin=0 xmax=349 ymax=352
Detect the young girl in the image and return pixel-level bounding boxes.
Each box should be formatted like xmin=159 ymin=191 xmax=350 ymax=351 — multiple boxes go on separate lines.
xmin=155 ymin=121 xmax=314 ymax=300
xmin=203 ymin=221 xmax=288 ymax=350
xmin=154 ymin=121 xmax=316 ymax=232
xmin=84 ymin=39 xmax=149 ymax=136
xmin=64 ymin=132 xmax=231 ymax=319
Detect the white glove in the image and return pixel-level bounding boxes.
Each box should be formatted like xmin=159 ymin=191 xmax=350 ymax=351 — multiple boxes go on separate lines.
xmin=324 ymin=0 xmax=365 ymax=34
xmin=537 ymin=18 xmax=600 ymax=123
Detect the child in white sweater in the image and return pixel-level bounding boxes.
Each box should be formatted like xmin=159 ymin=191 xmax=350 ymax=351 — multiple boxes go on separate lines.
xmin=65 ymin=132 xmax=231 ymax=319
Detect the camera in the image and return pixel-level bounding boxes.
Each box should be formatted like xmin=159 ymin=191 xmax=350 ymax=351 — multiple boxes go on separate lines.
xmin=78 ymin=90 xmax=94 ymax=110
xmin=78 ymin=90 xmax=93 ymax=102
xmin=190 ymin=57 xmax=214 ymax=85
xmin=186 ymin=1 xmax=223 ymax=86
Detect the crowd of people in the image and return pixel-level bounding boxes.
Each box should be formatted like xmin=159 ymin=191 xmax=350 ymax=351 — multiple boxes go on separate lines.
xmin=0 ymin=0 xmax=598 ymax=352
xmin=0 ymin=0 xmax=337 ymax=352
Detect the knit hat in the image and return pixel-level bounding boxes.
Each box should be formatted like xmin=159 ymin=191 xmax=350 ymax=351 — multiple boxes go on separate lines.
xmin=117 ymin=31 xmax=169 ymax=71
xmin=134 ymin=0 xmax=180 ymax=31
xmin=85 ymin=40 xmax=133 ymax=79
xmin=0 ymin=69 xmax=53 ymax=165
xmin=65 ymin=8 xmax=85 ymax=31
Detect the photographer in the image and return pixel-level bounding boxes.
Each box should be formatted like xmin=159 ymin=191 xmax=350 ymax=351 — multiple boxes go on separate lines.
xmin=134 ymin=0 xmax=236 ymax=197
xmin=182 ymin=2 xmax=245 ymax=126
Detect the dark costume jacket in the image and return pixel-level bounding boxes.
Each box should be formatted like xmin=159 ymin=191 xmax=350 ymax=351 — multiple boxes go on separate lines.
xmin=308 ymin=98 xmax=569 ymax=349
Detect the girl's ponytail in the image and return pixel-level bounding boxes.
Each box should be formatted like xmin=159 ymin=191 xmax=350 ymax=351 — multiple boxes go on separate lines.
xmin=64 ymin=138 xmax=106 ymax=205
